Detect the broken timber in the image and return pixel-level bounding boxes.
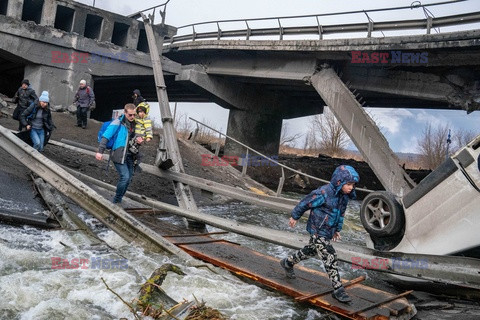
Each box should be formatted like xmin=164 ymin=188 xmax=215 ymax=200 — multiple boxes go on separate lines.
xmin=32 ymin=176 xmax=105 ymax=247
xmin=0 ymin=125 xmax=197 ymax=265
xmin=57 ymin=164 xmax=480 ymax=291
xmin=131 ymin=213 xmax=417 ymax=320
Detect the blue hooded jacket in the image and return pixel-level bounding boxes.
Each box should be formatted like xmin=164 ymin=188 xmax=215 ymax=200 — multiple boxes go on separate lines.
xmin=291 ymin=165 xmax=360 ymax=240
xmin=98 ymin=115 xmax=133 ymax=164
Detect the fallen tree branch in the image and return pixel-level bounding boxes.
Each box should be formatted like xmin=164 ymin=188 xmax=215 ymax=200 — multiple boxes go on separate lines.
xmin=101 ymin=277 xmax=141 ymax=320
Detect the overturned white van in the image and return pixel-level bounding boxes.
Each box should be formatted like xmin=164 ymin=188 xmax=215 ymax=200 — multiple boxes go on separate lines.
xmin=360 ymin=135 xmax=480 ymax=258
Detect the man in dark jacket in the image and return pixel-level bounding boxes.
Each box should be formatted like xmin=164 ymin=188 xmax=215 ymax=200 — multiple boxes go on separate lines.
xmin=132 ymin=89 xmax=145 ymax=106
xmin=74 ymin=79 xmax=95 ymax=129
xmin=20 ymin=91 xmax=54 ymax=152
xmin=95 ymin=103 xmax=144 ymax=204
xmin=13 ymin=79 xmax=38 ymax=131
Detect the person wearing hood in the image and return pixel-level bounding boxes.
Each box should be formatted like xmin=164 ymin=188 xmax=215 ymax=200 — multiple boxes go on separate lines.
xmin=280 ymin=165 xmax=360 ymax=303
xmin=132 ymin=89 xmax=145 ymax=106
xmin=13 ymin=79 xmax=38 ymax=131
xmin=74 ymin=80 xmax=95 ymax=129
xmin=20 ymin=91 xmax=55 ymax=152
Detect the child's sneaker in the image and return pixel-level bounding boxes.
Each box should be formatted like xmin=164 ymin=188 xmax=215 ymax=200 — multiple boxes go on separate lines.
xmin=280 ymin=258 xmax=296 ymax=279
xmin=332 ymin=286 xmax=351 ymax=303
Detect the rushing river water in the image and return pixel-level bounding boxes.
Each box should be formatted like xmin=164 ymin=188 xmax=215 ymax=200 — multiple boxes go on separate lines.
xmin=0 ymin=177 xmax=396 ymax=320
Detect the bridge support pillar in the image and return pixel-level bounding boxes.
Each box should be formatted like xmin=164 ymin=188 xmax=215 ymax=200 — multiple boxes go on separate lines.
xmin=310 ymin=66 xmax=415 ymax=197
xmin=177 ymin=67 xmax=302 ymax=157
xmin=24 ymin=64 xmax=92 ymax=108
xmin=7 ymin=0 xmax=23 ymax=19
xmin=224 ymin=109 xmax=282 ymax=158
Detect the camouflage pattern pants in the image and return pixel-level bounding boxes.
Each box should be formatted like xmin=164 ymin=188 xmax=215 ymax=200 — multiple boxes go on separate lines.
xmin=287 ymin=235 xmax=342 ymax=289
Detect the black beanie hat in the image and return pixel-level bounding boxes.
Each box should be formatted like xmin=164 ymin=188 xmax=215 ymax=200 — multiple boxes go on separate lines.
xmin=22 ymin=79 xmax=30 ymax=86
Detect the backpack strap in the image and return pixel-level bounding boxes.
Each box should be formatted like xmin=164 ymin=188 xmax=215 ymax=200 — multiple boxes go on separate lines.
xmin=104 ymin=121 xmax=123 ymax=173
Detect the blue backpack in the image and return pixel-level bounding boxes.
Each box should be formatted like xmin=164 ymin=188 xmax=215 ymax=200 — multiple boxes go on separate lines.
xmin=98 ymin=120 xmax=121 ymax=149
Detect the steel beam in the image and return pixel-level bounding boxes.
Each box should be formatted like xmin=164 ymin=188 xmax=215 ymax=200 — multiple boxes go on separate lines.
xmin=310 ymin=66 xmax=415 ymax=197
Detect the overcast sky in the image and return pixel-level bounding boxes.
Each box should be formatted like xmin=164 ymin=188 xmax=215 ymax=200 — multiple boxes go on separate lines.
xmin=78 ymin=0 xmax=480 ymax=153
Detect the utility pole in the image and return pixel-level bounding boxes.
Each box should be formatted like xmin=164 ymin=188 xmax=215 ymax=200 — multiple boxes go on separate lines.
xmin=446 ymin=129 xmax=452 ymax=160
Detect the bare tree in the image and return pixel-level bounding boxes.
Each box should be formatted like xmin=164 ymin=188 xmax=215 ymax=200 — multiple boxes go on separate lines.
xmin=174 ymin=111 xmax=193 ymax=139
xmin=309 ymin=107 xmax=350 ymax=157
xmin=453 ymin=128 xmax=478 ymax=151
xmin=303 ymin=123 xmax=319 ymax=151
xmin=280 ymin=122 xmax=303 ymax=147
xmin=417 ymin=122 xmax=450 ymax=170
xmin=195 ymin=117 xmax=220 ymax=144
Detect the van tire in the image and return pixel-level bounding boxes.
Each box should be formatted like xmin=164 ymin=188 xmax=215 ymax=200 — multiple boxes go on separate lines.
xmin=360 ymin=191 xmax=405 ymax=238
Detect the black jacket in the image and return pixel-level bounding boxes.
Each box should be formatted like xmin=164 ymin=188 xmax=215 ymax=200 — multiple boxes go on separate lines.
xmin=14 ymin=86 xmax=38 ymax=109
xmin=20 ymin=102 xmax=55 ymax=131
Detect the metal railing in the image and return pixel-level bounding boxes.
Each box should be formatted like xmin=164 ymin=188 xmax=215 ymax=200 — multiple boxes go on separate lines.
xmin=168 ymin=0 xmax=479 ymax=43
xmin=189 ymin=117 xmax=374 ymax=195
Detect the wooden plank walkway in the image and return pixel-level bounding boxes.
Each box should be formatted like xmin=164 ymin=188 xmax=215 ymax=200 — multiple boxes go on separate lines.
xmin=130 ymin=209 xmax=416 ymax=319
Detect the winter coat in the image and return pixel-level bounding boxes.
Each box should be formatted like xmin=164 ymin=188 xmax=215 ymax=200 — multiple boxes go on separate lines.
xmin=20 ymin=102 xmax=55 ymax=132
xmin=134 ymin=102 xmax=153 ymax=140
xmin=14 ymin=86 xmax=38 ymax=109
xmin=98 ymin=115 xmax=136 ymax=164
xmin=74 ymin=86 xmax=95 ymax=109
xmin=291 ymin=165 xmax=360 ymax=240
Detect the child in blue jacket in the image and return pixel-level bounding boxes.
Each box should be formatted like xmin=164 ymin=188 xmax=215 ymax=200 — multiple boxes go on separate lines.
xmin=280 ymin=165 xmax=360 ymax=303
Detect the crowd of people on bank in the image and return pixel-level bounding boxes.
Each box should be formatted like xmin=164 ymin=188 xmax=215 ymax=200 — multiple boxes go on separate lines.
xmin=12 ymin=80 xmax=152 ymax=206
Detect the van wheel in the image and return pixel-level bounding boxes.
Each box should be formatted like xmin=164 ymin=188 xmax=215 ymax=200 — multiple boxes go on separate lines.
xmin=360 ymin=192 xmax=405 ymax=238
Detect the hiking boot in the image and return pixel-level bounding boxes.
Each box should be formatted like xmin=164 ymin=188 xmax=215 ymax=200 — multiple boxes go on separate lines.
xmin=332 ymin=287 xmax=351 ymax=303
xmin=280 ymin=258 xmax=296 ymax=279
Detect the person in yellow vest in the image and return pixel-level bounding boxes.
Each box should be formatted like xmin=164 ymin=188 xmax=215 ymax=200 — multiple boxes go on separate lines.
xmin=134 ymin=102 xmax=152 ymax=142
xmin=130 ymin=102 xmax=152 ymax=171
